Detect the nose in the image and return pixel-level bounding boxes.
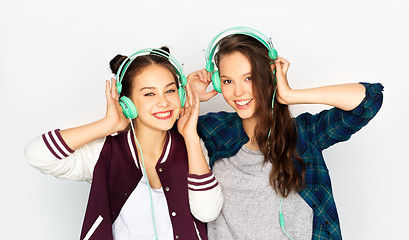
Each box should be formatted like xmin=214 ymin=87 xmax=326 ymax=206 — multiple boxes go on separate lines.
xmin=156 ymin=93 xmax=170 ymax=108
xmin=234 ymin=81 xmax=246 ymax=97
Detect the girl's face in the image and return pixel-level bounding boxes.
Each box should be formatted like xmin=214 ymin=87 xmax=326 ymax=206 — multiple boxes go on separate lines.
xmin=131 ymin=64 xmax=181 ymax=132
xmin=219 ymin=51 xmax=257 ymax=120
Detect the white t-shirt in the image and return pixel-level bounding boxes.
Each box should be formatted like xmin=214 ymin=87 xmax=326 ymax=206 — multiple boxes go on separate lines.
xmin=112 ymin=173 xmax=174 ymax=240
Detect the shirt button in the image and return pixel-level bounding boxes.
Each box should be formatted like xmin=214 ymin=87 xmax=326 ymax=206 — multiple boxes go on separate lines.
xmin=158 ymin=168 xmax=163 ymax=172
xmin=165 ymin=187 xmax=170 ymax=192
xmin=171 ymin=211 xmax=176 ymax=217
xmin=175 ymin=236 xmax=179 ymax=239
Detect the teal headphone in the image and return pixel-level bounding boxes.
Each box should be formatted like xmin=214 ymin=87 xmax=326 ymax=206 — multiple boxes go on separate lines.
xmin=204 ymin=26 xmax=278 ymax=93
xmin=116 ymin=48 xmax=187 ymax=119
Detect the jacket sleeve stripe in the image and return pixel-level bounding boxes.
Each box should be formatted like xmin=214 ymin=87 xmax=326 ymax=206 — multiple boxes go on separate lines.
xmin=42 ymin=130 xmax=74 ymax=159
xmin=187 ymin=171 xmax=213 ymax=180
xmin=48 ymin=131 xmax=69 ymax=158
xmin=54 ymin=129 xmax=74 ymax=154
xmin=42 ymin=133 xmax=62 ymax=159
xmin=188 ymin=176 xmax=216 ymax=186
xmin=188 ymin=182 xmax=219 ymax=191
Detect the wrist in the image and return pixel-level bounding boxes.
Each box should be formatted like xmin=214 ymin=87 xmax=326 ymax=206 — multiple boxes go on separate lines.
xmin=183 ymin=133 xmax=200 ymax=143
xmin=99 ymin=117 xmax=120 ymax=136
xmin=277 ymin=88 xmax=296 ymax=105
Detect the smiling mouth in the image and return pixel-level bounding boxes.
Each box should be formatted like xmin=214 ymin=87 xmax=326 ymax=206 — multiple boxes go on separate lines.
xmin=153 ymin=110 xmax=173 ymax=120
xmin=234 ymin=99 xmax=252 ymax=108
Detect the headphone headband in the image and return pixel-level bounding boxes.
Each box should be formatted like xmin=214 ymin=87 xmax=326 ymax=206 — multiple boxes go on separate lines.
xmin=205 ymin=26 xmax=278 ymax=72
xmin=116 ymin=48 xmax=186 ymax=90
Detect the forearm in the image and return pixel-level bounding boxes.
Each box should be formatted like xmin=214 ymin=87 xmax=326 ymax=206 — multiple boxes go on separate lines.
xmin=283 ymin=83 xmax=366 ymax=111
xmin=60 ymin=118 xmax=116 ymax=150
xmin=184 ymin=134 xmax=211 ymax=175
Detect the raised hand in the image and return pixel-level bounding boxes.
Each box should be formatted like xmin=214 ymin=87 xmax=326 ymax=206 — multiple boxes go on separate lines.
xmin=58 ymin=78 xmax=130 ymax=150
xmin=186 ymin=69 xmax=218 ymax=102
xmin=177 ymin=83 xmax=200 ymax=140
xmin=272 ymin=57 xmax=293 ymax=105
xmin=104 ymin=78 xmax=129 ymax=134
xmin=272 ymin=57 xmax=366 ymax=109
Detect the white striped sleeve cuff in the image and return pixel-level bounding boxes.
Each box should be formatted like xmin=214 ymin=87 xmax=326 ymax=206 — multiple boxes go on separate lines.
xmin=41 ymin=129 xmax=74 ymax=159
xmin=187 ymin=171 xmax=218 ymax=191
xmin=187 ymin=171 xmax=223 ymax=222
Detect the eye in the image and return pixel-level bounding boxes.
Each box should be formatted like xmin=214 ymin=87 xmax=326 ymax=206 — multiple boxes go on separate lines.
xmin=166 ymin=89 xmax=176 ymax=94
xmin=222 ymin=79 xmax=232 ymax=84
xmin=245 ymin=77 xmax=252 ymax=81
xmin=144 ymin=93 xmax=154 ymax=96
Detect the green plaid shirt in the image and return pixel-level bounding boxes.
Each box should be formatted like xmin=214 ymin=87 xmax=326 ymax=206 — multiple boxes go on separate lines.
xmin=197 ymin=83 xmax=383 ymax=239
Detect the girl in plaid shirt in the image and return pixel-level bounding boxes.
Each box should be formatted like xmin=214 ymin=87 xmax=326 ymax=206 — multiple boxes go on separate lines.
xmin=188 ymin=32 xmax=383 ymax=239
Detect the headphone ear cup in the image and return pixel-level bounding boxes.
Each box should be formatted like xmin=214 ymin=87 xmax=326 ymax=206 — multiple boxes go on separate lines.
xmin=119 ymin=96 xmax=138 ymax=119
xmin=211 ymin=70 xmax=222 ymax=93
xmin=178 ymin=87 xmax=186 ymax=108
xmin=269 ymin=49 xmax=278 ymax=60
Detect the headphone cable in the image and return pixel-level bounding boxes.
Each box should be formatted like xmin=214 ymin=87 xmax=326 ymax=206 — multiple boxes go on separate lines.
xmin=130 ymin=119 xmax=159 ymax=240
xmin=279 ymin=196 xmax=293 ymax=240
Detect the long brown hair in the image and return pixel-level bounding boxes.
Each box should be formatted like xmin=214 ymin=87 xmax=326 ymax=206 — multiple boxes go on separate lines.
xmin=214 ymin=34 xmax=306 ymax=197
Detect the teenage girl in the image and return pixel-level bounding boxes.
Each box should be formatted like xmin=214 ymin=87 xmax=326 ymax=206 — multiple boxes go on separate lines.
xmin=24 ymin=47 xmax=222 ymax=240
xmin=188 ymin=28 xmax=383 ymax=239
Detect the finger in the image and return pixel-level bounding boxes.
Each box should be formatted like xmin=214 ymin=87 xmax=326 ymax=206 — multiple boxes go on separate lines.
xmin=111 ymin=78 xmax=119 ymax=101
xmin=105 ymin=80 xmax=111 ymax=101
xmin=179 ymin=107 xmax=185 ymax=117
xmin=280 ymin=58 xmax=290 ymax=75
xmin=183 ymin=84 xmax=191 ymax=109
xmin=196 ymin=70 xmax=205 ymax=82
xmin=184 ymin=96 xmax=190 ymax=109
xmin=201 ymin=68 xmax=211 ymax=82
xmin=186 ymin=83 xmax=194 ymax=108
xmin=204 ymin=89 xmax=218 ymax=100
xmin=275 ymin=59 xmax=283 ymax=76
xmin=276 ymin=57 xmax=290 ymax=75
xmin=186 ymin=85 xmax=200 ymax=121
xmin=192 ymin=85 xmax=200 ymax=108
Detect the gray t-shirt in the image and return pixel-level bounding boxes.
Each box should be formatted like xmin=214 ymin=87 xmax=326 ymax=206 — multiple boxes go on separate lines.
xmin=208 ymin=145 xmax=313 ymax=240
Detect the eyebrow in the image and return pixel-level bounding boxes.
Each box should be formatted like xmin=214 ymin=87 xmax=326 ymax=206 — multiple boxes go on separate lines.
xmin=220 ymin=72 xmax=251 ymax=79
xmin=140 ymin=82 xmax=177 ymax=91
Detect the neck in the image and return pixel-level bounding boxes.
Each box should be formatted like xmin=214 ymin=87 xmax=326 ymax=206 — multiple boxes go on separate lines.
xmin=242 ymin=116 xmax=260 ymax=151
xmin=132 ymin=119 xmax=168 ymax=160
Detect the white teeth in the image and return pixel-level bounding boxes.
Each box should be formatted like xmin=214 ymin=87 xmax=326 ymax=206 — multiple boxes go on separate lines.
xmin=235 ymin=99 xmax=252 ymax=106
xmin=154 ymin=111 xmax=171 ymax=118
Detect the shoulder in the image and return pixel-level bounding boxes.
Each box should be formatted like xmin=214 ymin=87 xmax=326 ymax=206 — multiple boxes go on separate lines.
xmin=199 ymin=111 xmax=237 ymax=122
xmin=106 ymin=130 xmax=129 ymax=144
xmin=294 ymin=112 xmax=314 ymax=128
xmin=198 ymin=111 xmax=239 ymax=135
xmin=102 ymin=130 xmax=136 ymax=157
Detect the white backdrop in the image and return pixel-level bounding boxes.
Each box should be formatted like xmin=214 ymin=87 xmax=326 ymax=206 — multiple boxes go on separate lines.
xmin=1 ymin=0 xmax=408 ymax=239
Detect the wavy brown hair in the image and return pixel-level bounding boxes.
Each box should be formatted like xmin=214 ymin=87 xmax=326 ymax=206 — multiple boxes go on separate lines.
xmin=214 ymin=34 xmax=306 ymax=197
